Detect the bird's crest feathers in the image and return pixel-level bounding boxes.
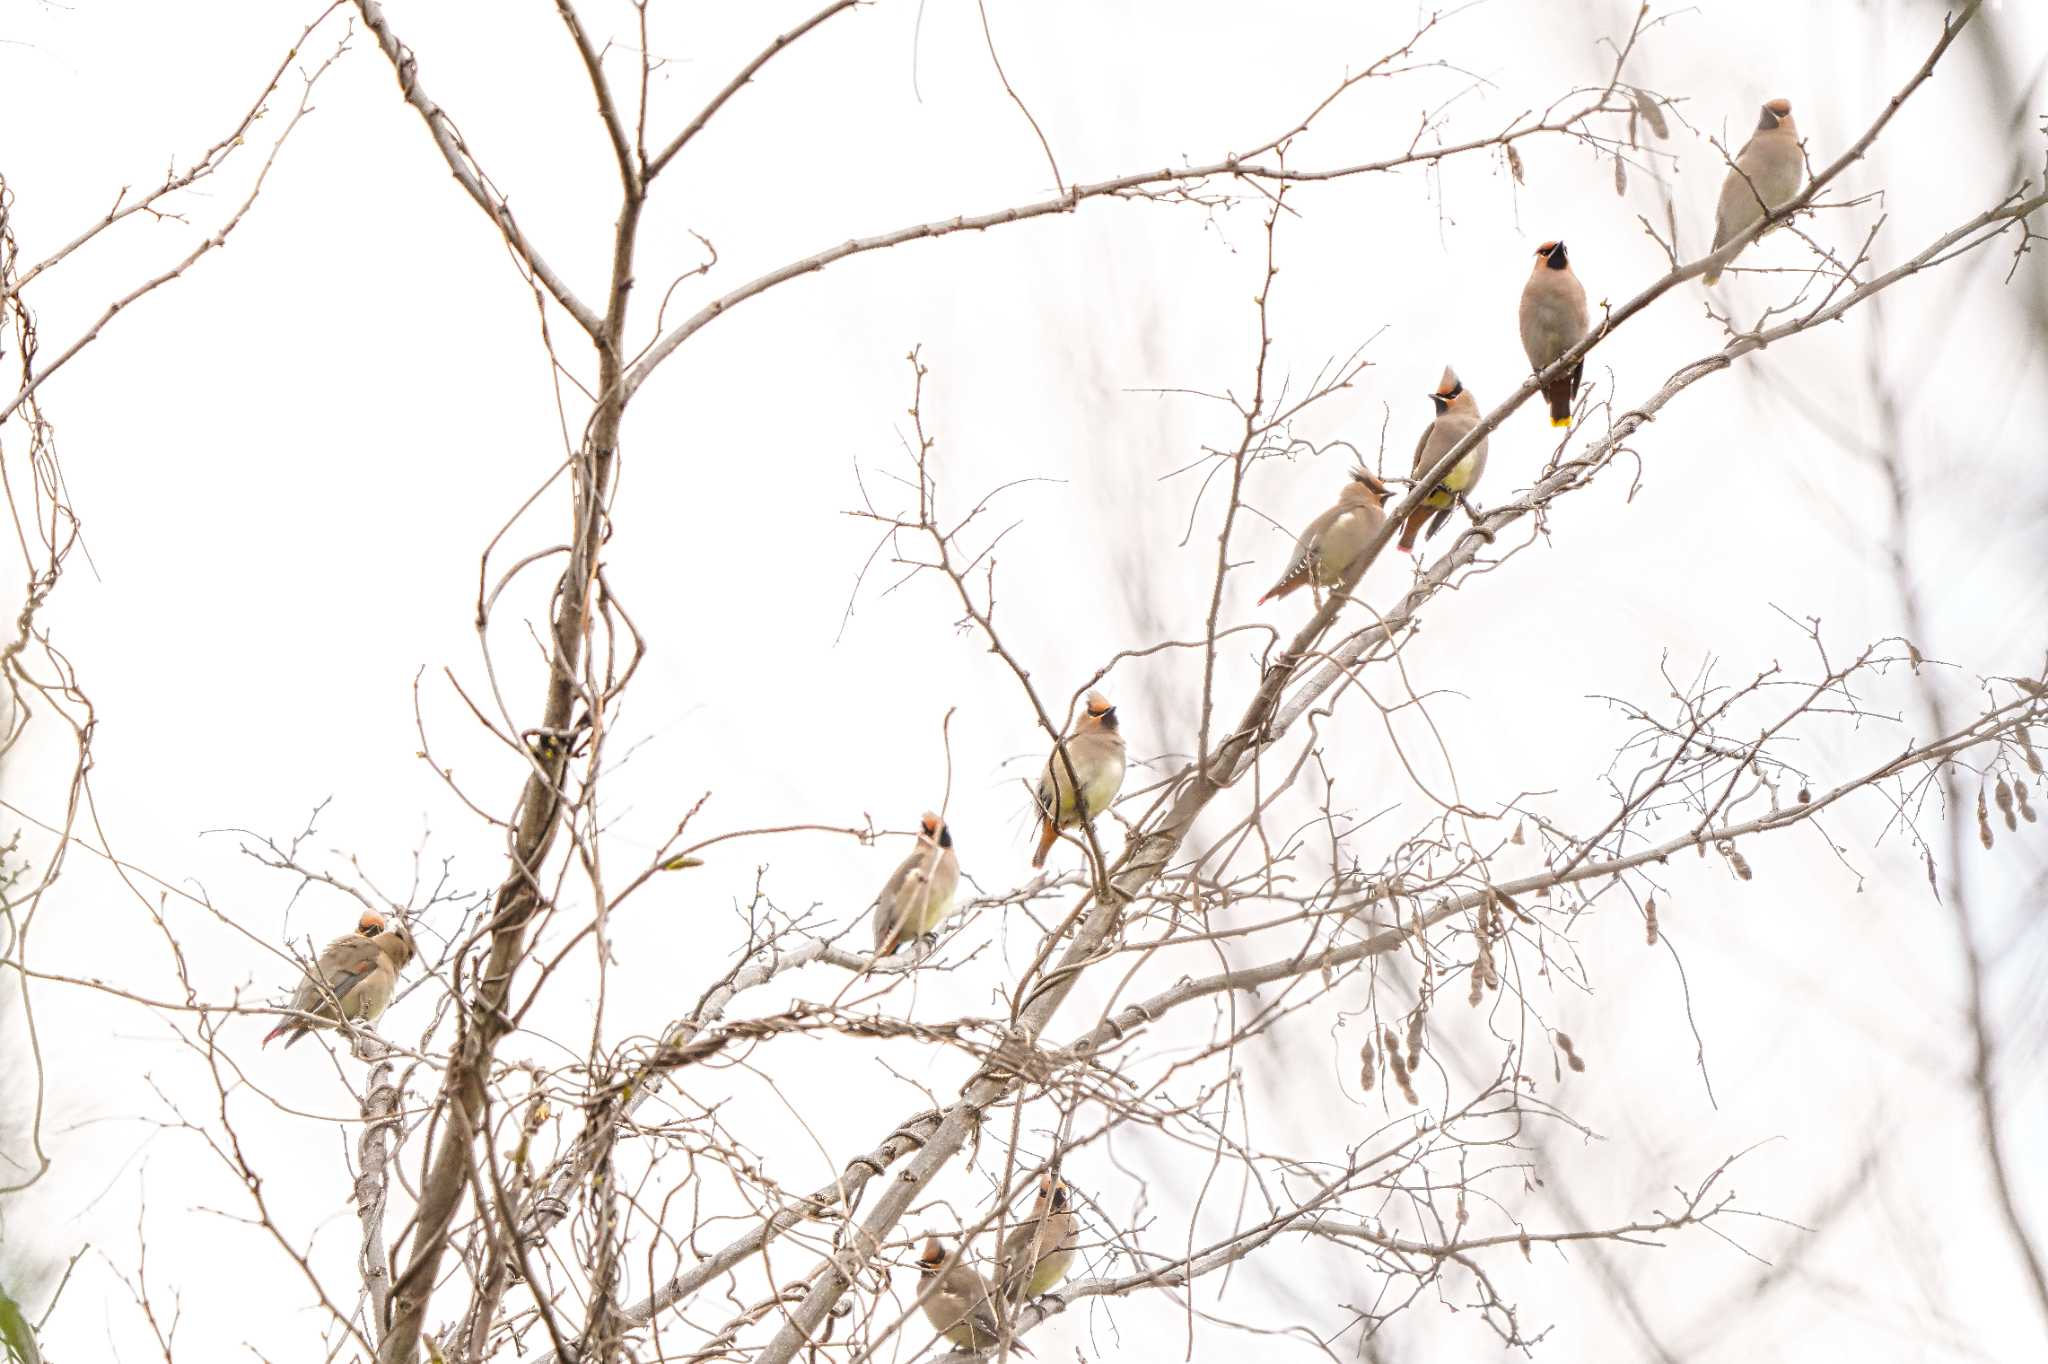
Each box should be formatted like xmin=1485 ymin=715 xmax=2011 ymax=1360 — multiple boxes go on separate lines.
xmin=1347 ymin=467 xmax=1388 ymax=501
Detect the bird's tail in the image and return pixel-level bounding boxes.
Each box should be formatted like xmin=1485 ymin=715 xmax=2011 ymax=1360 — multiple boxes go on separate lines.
xmin=1543 ymin=380 xmax=1573 ymax=428
xmin=1397 ymin=503 xmax=1431 ymax=554
xmin=1703 ymin=267 xmax=1722 ymax=287
xmin=1031 ymin=817 xmax=1057 ymax=869
xmin=1256 ymin=576 xmax=1298 ymax=607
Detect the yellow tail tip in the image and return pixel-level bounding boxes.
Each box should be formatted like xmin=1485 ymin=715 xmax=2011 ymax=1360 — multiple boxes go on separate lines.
xmin=1550 ymin=416 xmax=1570 ymax=428
xmin=1703 ymin=270 xmax=1722 ymax=286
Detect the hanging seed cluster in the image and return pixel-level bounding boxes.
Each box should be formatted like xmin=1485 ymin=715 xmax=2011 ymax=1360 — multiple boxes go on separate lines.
xmin=1554 ymin=1030 xmax=1587 ymax=1073
xmin=1384 ymin=1027 xmax=1418 ymax=1104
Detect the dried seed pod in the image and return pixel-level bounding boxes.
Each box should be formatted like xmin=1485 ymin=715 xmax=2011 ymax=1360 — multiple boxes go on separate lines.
xmin=1631 ymin=86 xmax=1670 ymax=138
xmin=1519 ymin=1230 xmax=1532 ymax=1261
xmin=1388 ymin=1047 xmax=1417 ymax=1105
xmin=2016 ymin=782 xmax=2036 ymax=823
xmin=1511 ymin=821 xmax=1526 ymax=845
xmin=2020 ymin=729 xmax=2044 ymax=774
xmin=1567 ymin=1052 xmax=1587 ymax=1073
xmin=1979 ymin=790 xmax=1995 ymax=849
xmin=1405 ymin=1008 xmax=1425 ymax=1069
xmin=1613 ymin=154 xmax=1628 ymax=196
xmin=1456 ymin=1188 xmax=1468 ymax=1225
xmin=1797 ymin=787 xmax=1811 ymax=805
xmin=1482 ymin=949 xmax=1500 ymax=990
xmin=1468 ymin=958 xmax=1485 ymax=1007
xmin=1995 ymin=778 xmax=2016 ymax=830
xmin=1553 ymin=1029 xmax=1575 ymax=1053
xmin=1644 ymin=895 xmax=1659 ymax=947
xmin=1360 ymin=1037 xmax=1375 ymax=1067
xmin=1505 ymin=143 xmax=1525 ymax=185
xmin=1907 ymin=640 xmax=1924 ymax=669
xmin=1728 ymin=849 xmax=1752 ymax=881
xmin=1359 ymin=1064 xmax=1376 ymax=1093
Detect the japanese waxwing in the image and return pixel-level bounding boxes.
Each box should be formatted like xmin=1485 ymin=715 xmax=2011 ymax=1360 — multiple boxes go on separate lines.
xmin=1031 ymin=691 xmax=1127 ymax=870
xmin=1397 ymin=368 xmax=1488 ymax=553
xmin=1706 ymin=98 xmax=1803 ymax=285
xmin=1519 ymin=241 xmax=1590 ymax=427
xmin=1257 ymin=468 xmax=1389 ymax=605
xmin=916 ymin=1237 xmax=1027 ymax=1354
xmin=263 ymin=911 xmax=415 ymax=1048
xmin=871 ymin=812 xmax=960 ymax=959
xmin=999 ymin=1173 xmax=1082 ymax=1303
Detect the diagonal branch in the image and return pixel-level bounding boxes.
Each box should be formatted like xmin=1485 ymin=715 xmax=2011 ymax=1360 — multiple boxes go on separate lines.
xmin=351 ymin=0 xmax=605 ymax=339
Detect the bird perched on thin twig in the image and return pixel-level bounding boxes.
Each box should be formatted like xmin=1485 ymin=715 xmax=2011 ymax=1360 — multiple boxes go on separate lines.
xmin=1031 ymin=692 xmax=1127 ymax=870
xmin=1706 ymin=98 xmax=1803 ymax=286
xmin=1397 ymin=367 xmax=1489 ymax=553
xmin=1519 ymin=240 xmax=1590 ymax=428
xmin=871 ymin=811 xmax=960 ymax=960
xmin=1257 ymin=468 xmax=1389 ymax=606
xmin=998 ymin=1172 xmax=1082 ymax=1303
xmin=262 ymin=911 xmax=415 ymax=1049
xmin=916 ymin=1237 xmax=1029 ymax=1354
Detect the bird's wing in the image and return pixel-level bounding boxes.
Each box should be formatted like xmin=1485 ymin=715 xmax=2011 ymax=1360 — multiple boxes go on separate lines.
xmin=310 ymin=936 xmax=383 ymax=1014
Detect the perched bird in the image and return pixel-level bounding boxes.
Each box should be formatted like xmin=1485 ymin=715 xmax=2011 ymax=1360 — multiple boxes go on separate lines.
xmin=1706 ymin=98 xmax=1803 ymax=286
xmin=1397 ymin=368 xmax=1489 ymax=553
xmin=1031 ymin=692 xmax=1127 ymax=870
xmin=916 ymin=1237 xmax=1028 ymax=1354
xmin=1519 ymin=240 xmax=1590 ymax=428
xmin=999 ymin=1173 xmax=1082 ymax=1303
xmin=263 ymin=912 xmax=415 ymax=1048
xmin=871 ymin=812 xmax=961 ymax=959
xmin=1257 ymin=469 xmax=1389 ymax=605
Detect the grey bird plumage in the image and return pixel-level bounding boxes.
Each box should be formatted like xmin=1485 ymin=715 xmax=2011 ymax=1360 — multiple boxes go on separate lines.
xmin=1707 ymin=98 xmax=1803 ymax=285
xmin=263 ymin=912 xmax=415 ymax=1048
xmin=1519 ymin=240 xmax=1590 ymax=428
xmin=916 ymin=1237 xmax=1029 ymax=1354
xmin=998 ymin=1174 xmax=1081 ymax=1303
xmin=871 ymin=812 xmax=960 ymax=959
xmin=1257 ymin=469 xmax=1389 ymax=605
xmin=1397 ymin=367 xmax=1488 ymax=553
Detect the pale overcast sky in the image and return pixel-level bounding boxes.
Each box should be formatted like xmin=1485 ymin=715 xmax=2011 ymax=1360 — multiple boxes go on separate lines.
xmin=2 ymin=1 xmax=2044 ymax=1361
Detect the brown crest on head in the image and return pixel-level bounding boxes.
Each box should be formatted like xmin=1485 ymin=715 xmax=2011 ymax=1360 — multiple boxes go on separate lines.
xmin=357 ymin=910 xmax=388 ymax=937
xmin=919 ymin=811 xmax=953 ymax=849
xmin=1083 ymin=691 xmax=1119 ymax=732
xmin=1429 ymin=366 xmax=1463 ymax=412
xmin=1041 ymin=1172 xmax=1071 ymax=1212
xmin=917 ymin=1237 xmax=948 ymax=1274
xmin=1759 ymin=98 xmax=1791 ymax=129
xmin=1539 ymin=240 xmax=1569 ymax=269
xmin=1347 ymin=467 xmax=1388 ymax=503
